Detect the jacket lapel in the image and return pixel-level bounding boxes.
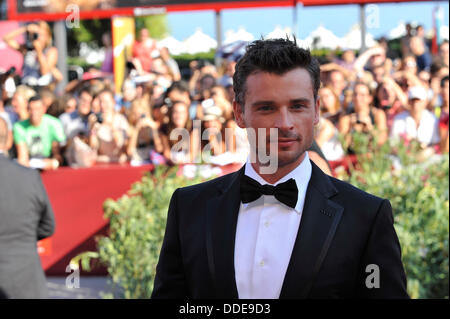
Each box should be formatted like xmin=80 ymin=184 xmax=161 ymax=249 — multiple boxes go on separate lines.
xmin=204 ymin=161 xmax=344 ymax=299
xmin=205 ymin=165 xmax=245 ymax=299
xmin=279 ymin=161 xmax=344 ymax=299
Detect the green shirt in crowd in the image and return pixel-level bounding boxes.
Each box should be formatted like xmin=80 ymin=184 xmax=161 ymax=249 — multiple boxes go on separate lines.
xmin=13 ymin=114 xmax=66 ymax=158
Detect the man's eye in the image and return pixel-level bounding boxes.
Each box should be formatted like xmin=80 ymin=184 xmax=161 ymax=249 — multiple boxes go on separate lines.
xmin=292 ymin=104 xmax=306 ymax=109
xmin=258 ymin=106 xmax=273 ymax=111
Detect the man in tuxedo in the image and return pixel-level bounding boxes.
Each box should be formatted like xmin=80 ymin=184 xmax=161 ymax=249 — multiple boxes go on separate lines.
xmin=0 ymin=116 xmax=55 ymax=298
xmin=152 ymin=38 xmax=408 ymax=299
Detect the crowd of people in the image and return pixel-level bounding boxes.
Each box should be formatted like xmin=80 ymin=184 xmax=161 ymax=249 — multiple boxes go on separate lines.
xmin=0 ymin=21 xmax=448 ymax=174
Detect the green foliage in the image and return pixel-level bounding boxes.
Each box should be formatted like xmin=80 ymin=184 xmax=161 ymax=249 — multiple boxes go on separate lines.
xmin=71 ymin=165 xmax=210 ymax=298
xmin=67 ymin=56 xmax=102 ymax=71
xmin=73 ymin=132 xmax=448 ymax=299
xmin=135 ymin=14 xmax=170 ymax=40
xmin=339 ymin=132 xmax=449 ymax=299
xmin=67 ymin=19 xmax=111 ymax=56
xmin=173 ymin=50 xmax=216 ymax=70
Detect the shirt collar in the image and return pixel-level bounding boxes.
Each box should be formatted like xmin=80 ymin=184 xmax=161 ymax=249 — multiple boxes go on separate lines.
xmin=244 ymin=152 xmax=312 ymax=213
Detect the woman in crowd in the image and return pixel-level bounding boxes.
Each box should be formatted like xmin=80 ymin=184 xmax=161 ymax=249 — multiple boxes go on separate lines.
xmin=192 ymin=105 xmax=228 ymax=164
xmin=160 ymin=100 xmax=192 ymax=164
xmin=89 ymin=89 xmax=129 ymax=163
xmin=126 ymin=98 xmax=164 ymax=164
xmin=318 ymin=86 xmax=342 ymax=126
xmin=339 ymin=82 xmax=388 ymax=151
xmin=3 ymin=21 xmax=61 ymax=88
xmin=374 ymin=76 xmax=408 ymax=132
xmin=315 ymin=116 xmax=345 ymax=162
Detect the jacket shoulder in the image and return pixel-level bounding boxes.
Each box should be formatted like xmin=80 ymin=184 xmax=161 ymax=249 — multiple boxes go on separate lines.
xmin=328 ymin=174 xmax=386 ymax=206
xmin=178 ymin=170 xmax=238 ymax=194
xmin=0 ymin=157 xmax=41 ymax=190
xmin=0 ymin=156 xmax=37 ymax=175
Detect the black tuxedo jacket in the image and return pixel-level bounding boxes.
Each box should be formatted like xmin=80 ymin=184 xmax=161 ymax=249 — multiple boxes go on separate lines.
xmin=152 ymin=161 xmax=408 ymax=299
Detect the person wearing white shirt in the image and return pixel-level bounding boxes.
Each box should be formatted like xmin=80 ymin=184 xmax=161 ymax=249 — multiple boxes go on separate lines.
xmin=152 ymin=38 xmax=408 ymax=299
xmin=234 ymin=152 xmax=311 ymax=298
xmin=391 ymin=86 xmax=440 ymax=147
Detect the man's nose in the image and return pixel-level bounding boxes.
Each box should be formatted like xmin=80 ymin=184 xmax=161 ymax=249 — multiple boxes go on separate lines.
xmin=274 ymin=107 xmax=294 ymax=131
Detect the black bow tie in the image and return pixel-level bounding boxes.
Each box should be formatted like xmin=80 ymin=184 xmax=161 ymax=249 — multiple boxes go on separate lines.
xmin=240 ymin=174 xmax=298 ymax=209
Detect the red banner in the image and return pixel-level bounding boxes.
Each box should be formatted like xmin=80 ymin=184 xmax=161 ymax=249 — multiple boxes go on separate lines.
xmin=8 ymin=0 xmax=426 ymax=22
xmin=39 ymin=163 xmax=242 ymax=275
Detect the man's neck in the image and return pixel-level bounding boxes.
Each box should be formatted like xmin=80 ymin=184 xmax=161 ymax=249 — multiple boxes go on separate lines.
xmin=410 ymin=108 xmax=423 ymax=127
xmin=250 ymin=152 xmax=307 ymax=184
xmin=31 ymin=118 xmax=42 ymax=127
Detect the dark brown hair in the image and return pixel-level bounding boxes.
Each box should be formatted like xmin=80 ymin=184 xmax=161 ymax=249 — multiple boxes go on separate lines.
xmin=233 ymin=37 xmax=320 ymax=109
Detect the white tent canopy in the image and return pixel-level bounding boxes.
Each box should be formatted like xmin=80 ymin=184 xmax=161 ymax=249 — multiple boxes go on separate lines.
xmin=157 ymin=36 xmax=186 ymax=56
xmin=388 ymin=22 xmax=407 ymax=40
xmin=265 ymin=25 xmax=293 ymax=40
xmin=304 ymin=25 xmax=341 ymax=49
xmin=342 ymin=24 xmax=376 ymax=50
xmin=183 ymin=28 xmax=217 ymax=54
xmin=224 ymin=26 xmax=254 ymax=44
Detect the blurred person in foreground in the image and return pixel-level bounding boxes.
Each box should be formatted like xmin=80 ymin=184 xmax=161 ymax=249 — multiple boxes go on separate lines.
xmin=0 ymin=116 xmax=55 ymax=298
xmin=152 ymin=38 xmax=408 ymax=299
xmin=13 ymin=95 xmax=66 ymax=170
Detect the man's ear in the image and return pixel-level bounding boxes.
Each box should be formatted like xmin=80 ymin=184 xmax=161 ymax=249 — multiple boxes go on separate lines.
xmin=233 ymin=100 xmax=246 ymax=128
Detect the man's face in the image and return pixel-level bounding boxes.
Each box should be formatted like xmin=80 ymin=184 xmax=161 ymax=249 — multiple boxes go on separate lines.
xmin=78 ymin=91 xmax=92 ymax=116
xmin=409 ymin=98 xmax=427 ymax=112
xmin=99 ymin=92 xmax=115 ymax=114
xmin=233 ymin=68 xmax=319 ymax=169
xmin=28 ymin=100 xmax=45 ymax=126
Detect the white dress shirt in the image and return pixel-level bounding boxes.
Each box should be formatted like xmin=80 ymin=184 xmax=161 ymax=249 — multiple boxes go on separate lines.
xmin=234 ymin=152 xmax=312 ymax=299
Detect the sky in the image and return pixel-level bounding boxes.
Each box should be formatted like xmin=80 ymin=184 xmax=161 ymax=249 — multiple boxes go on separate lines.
xmin=166 ymin=1 xmax=449 ymax=41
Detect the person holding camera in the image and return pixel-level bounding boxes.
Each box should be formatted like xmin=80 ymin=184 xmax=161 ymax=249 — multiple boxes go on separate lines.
xmin=126 ymin=98 xmax=164 ymax=165
xmin=3 ymin=21 xmax=61 ymax=88
xmin=88 ymin=89 xmax=129 ymax=164
xmin=338 ymin=82 xmax=388 ymax=152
